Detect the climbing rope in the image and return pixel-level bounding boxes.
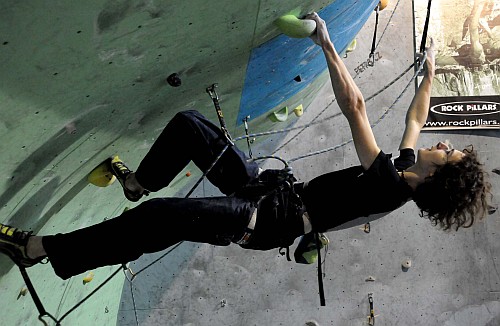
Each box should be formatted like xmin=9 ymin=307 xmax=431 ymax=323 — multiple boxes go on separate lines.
xmin=375 ymin=0 xmax=402 ymax=50
xmin=18 ymin=264 xmax=124 ymax=326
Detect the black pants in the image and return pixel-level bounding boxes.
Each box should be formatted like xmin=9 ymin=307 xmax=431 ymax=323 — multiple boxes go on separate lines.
xmin=135 ymin=110 xmax=259 ymax=195
xmin=43 ymin=111 xmax=304 ymax=280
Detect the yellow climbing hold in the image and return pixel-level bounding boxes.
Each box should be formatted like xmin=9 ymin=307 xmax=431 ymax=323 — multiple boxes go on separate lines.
xmin=83 ymin=271 xmax=95 ymax=285
xmin=298 ymin=233 xmax=329 ymax=264
xmin=88 ymin=159 xmax=116 ymax=187
xmin=269 ymin=106 xmax=288 ymax=122
xmin=275 ymin=15 xmax=316 ymax=38
xmin=293 ymin=104 xmax=304 ymax=117
xmin=346 ymin=39 xmax=357 ymax=53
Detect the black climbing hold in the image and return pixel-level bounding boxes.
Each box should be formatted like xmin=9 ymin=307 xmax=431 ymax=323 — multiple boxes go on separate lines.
xmin=167 ymin=73 xmax=182 ymax=87
xmin=294 ymin=75 xmax=302 ymax=82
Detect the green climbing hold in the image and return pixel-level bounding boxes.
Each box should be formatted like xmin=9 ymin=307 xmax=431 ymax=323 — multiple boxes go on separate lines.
xmin=269 ymin=106 xmax=289 ymax=122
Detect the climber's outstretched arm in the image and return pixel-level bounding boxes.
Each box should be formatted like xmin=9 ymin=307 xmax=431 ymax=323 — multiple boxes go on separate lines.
xmin=398 ymin=38 xmax=435 ymax=150
xmin=307 ymin=12 xmax=380 ymax=170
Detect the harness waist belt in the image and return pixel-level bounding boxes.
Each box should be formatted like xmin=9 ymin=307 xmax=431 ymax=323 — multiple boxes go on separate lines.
xmin=235 ymin=208 xmax=257 ymax=245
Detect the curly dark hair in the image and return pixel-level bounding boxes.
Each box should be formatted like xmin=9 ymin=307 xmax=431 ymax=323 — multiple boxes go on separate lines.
xmin=413 ymin=148 xmax=491 ymax=231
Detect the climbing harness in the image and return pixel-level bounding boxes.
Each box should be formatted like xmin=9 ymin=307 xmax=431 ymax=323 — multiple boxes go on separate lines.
xmin=236 ymin=161 xmax=329 ymax=307
xmin=236 ymin=158 xmax=304 ymax=250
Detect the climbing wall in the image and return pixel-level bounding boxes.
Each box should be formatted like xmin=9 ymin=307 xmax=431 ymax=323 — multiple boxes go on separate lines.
xmin=1 ymin=0 xmax=499 ymax=326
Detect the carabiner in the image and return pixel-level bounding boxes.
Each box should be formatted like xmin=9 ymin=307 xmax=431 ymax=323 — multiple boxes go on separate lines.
xmin=206 ymin=83 xmax=219 ymax=100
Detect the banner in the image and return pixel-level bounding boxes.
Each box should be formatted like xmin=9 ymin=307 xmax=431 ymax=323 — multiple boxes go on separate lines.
xmin=414 ymin=0 xmax=500 ymax=130
xmin=426 ymin=95 xmax=499 ymax=130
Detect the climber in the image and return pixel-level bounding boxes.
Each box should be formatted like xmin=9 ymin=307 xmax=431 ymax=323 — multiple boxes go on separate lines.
xmin=0 ymin=12 xmax=491 ymax=281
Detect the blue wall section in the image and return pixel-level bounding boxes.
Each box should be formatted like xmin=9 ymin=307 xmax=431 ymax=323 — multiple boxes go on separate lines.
xmin=237 ymin=0 xmax=380 ymax=124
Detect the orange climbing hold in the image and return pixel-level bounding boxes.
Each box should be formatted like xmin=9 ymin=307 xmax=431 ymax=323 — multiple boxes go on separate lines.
xmin=378 ymin=0 xmax=389 ymax=10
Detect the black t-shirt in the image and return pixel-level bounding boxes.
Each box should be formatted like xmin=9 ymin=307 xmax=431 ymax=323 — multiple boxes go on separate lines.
xmin=300 ymin=149 xmax=415 ymax=232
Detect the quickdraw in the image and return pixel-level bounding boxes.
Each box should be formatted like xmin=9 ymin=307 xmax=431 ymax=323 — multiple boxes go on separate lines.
xmin=368 ymin=5 xmax=380 ymax=66
xmin=242 ymin=115 xmax=254 ymax=158
xmin=419 ymin=0 xmax=433 ymax=54
xmin=368 ymin=293 xmax=375 ymax=325
xmin=206 ymin=83 xmax=234 ymax=144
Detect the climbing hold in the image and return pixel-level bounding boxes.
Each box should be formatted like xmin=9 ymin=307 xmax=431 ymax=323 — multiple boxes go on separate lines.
xmin=269 ymin=106 xmax=288 ymax=122
xmin=293 ymin=104 xmax=304 ymax=117
xmin=294 ymin=75 xmax=302 ymax=82
xmin=402 ymin=259 xmax=412 ymax=269
xmin=492 ymin=168 xmax=500 ymax=175
xmin=88 ymin=159 xmax=116 ymax=187
xmin=166 ymin=73 xmax=182 ymax=87
xmin=305 ymin=321 xmax=320 ymax=326
xmin=83 ymin=271 xmax=95 ymax=285
xmin=65 ymin=122 xmax=77 ymax=135
xmin=378 ymin=0 xmax=389 ymax=10
xmin=365 ymin=276 xmax=376 ymax=282
xmin=274 ymin=15 xmax=316 ymax=38
xmin=294 ymin=233 xmax=329 ymax=264
xmin=360 ymin=222 xmax=370 ymax=233
xmin=346 ymin=39 xmax=357 ymax=53
xmin=186 ymin=171 xmax=191 ymax=177
xmin=17 ymin=287 xmax=28 ymax=300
